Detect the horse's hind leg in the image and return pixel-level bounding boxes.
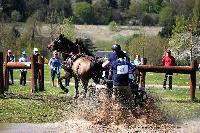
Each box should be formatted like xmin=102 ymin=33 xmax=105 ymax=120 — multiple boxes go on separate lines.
xmin=74 ymin=77 xmax=79 ymax=99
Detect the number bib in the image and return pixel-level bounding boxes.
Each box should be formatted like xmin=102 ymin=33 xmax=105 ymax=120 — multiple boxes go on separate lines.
xmin=117 ymin=65 xmax=128 ymax=74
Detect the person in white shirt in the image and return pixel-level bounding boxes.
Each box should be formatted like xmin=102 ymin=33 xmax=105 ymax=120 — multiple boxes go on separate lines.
xmin=19 ymin=50 xmax=29 ymax=86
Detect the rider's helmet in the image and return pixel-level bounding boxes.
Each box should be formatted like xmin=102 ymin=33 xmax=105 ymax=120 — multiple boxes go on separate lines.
xmin=111 ymin=44 xmax=121 ymax=52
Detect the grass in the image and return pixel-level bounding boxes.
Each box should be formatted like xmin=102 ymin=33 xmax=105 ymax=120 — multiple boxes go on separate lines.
xmin=1 ymin=64 xmax=200 ymax=123
xmin=147 ymin=87 xmax=200 ymax=120
xmin=0 ymin=84 xmax=76 ymax=123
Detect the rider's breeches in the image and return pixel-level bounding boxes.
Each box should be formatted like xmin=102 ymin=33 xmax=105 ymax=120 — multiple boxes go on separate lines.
xmin=163 ymin=73 xmax=172 ymax=89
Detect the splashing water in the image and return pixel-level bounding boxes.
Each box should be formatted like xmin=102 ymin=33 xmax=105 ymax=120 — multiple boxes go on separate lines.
xmin=72 ymin=85 xmax=175 ymax=131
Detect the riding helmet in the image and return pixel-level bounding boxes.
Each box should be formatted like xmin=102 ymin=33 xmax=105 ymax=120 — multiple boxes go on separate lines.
xmin=111 ymin=44 xmax=121 ymax=51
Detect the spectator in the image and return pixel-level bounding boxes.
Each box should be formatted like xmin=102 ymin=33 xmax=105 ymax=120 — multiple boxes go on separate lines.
xmin=162 ymin=50 xmax=175 ymax=90
xmin=49 ymin=50 xmax=61 ymax=87
xmin=133 ymin=54 xmax=141 ymax=83
xmin=19 ymin=50 xmax=29 ymax=86
xmin=7 ymin=49 xmax=15 ymax=85
xmin=33 ymin=48 xmax=39 ymax=56
xmin=134 ymin=54 xmax=141 ymax=66
xmin=102 ymin=44 xmax=135 ymax=106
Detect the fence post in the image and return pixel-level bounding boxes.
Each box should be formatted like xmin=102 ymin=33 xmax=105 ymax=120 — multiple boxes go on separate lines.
xmin=190 ymin=60 xmax=198 ymax=101
xmin=38 ymin=55 xmax=44 ymax=91
xmin=0 ymin=52 xmax=4 ymax=95
xmin=4 ymin=55 xmax=9 ymax=91
xmin=140 ymin=58 xmax=147 ymax=88
xmin=31 ymin=55 xmax=37 ymax=93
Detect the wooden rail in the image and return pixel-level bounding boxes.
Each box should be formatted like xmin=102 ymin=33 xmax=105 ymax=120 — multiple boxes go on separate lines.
xmin=0 ymin=52 xmax=44 ymax=93
xmin=137 ymin=58 xmax=198 ymax=101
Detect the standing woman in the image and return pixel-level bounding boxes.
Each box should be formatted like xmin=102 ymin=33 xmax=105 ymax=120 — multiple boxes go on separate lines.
xmin=49 ymin=50 xmax=61 ymax=87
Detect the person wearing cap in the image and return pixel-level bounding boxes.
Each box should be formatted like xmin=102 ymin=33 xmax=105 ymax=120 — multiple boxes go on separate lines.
xmin=162 ymin=50 xmax=176 ymax=90
xmin=48 ymin=50 xmax=61 ymax=87
xmin=33 ymin=48 xmax=39 ymax=56
xmin=19 ymin=50 xmax=30 ymax=86
xmin=7 ymin=49 xmax=15 ymax=85
xmin=102 ymin=44 xmax=135 ymax=106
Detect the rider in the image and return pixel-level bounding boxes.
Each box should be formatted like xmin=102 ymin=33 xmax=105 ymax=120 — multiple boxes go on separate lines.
xmin=102 ymin=44 xmax=135 ymax=105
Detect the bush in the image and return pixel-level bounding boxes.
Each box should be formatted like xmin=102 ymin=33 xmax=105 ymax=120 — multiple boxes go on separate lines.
xmin=108 ymin=21 xmax=120 ymax=32
xmin=141 ymin=13 xmax=158 ymax=26
xmin=11 ymin=10 xmax=21 ymax=22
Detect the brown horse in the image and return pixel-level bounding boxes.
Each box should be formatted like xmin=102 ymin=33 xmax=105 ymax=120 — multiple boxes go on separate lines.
xmin=47 ymin=34 xmax=103 ymax=98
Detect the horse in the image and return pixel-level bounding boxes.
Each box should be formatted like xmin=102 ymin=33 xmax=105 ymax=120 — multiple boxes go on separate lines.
xmin=47 ymin=34 xmax=104 ymax=98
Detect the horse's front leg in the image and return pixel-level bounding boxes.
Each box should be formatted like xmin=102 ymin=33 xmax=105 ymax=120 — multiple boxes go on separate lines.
xmin=74 ymin=77 xmax=79 ymax=99
xmin=59 ymin=71 xmax=70 ymax=93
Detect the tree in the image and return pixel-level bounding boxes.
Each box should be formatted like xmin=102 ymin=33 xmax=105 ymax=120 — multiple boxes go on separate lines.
xmin=92 ymin=0 xmax=111 ymax=24
xmin=128 ymin=2 xmax=143 ymax=17
xmin=75 ymin=0 xmax=92 ymax=4
xmin=61 ymin=17 xmax=76 ymax=41
xmin=73 ymin=2 xmax=93 ymax=24
xmin=117 ymin=0 xmax=130 ymax=10
xmin=11 ymin=10 xmax=21 ymax=21
xmin=193 ymin=0 xmax=200 ymax=35
xmin=108 ymin=0 xmax=118 ymax=9
xmin=158 ymin=6 xmax=175 ymax=37
xmin=47 ymin=0 xmax=72 ymax=23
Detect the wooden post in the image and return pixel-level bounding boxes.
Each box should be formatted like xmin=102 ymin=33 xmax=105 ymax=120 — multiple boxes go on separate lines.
xmin=0 ymin=52 xmax=4 ymax=95
xmin=4 ymin=55 xmax=9 ymax=91
xmin=38 ymin=55 xmax=44 ymax=91
xmin=190 ymin=60 xmax=197 ymax=101
xmin=31 ymin=55 xmax=37 ymax=93
xmin=140 ymin=58 xmax=147 ymax=88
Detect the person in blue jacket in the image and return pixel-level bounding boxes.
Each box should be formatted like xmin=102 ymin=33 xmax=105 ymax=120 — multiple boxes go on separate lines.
xmin=102 ymin=44 xmax=135 ymax=105
xmin=49 ymin=50 xmax=61 ymax=87
xmin=19 ymin=50 xmax=30 ymax=86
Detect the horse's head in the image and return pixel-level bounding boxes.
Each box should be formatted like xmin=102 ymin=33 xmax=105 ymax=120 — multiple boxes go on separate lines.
xmin=47 ymin=34 xmax=78 ymax=54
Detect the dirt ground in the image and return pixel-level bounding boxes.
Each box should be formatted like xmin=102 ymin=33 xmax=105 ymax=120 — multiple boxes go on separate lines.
xmin=1 ymin=119 xmax=200 ymax=133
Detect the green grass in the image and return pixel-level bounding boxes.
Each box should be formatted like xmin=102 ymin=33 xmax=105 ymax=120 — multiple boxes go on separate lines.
xmin=0 ymin=84 xmax=76 ymax=123
xmin=147 ymin=87 xmax=200 ymax=120
xmin=145 ymin=72 xmax=200 ymax=86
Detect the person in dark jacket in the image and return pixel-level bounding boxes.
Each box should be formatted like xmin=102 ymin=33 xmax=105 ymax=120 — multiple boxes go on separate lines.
xmin=102 ymin=44 xmax=135 ymax=105
xmin=162 ymin=50 xmax=175 ymax=90
xmin=7 ymin=49 xmax=15 ymax=85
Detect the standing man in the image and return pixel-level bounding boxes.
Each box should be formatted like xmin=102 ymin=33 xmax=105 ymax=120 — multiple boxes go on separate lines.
xmin=7 ymin=49 xmax=15 ymax=85
xmin=49 ymin=50 xmax=61 ymax=87
xmin=162 ymin=50 xmax=175 ymax=90
xmin=102 ymin=44 xmax=134 ymax=105
xmin=19 ymin=50 xmax=29 ymax=86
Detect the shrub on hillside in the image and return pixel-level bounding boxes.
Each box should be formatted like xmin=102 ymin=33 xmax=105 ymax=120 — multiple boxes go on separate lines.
xmin=108 ymin=21 xmax=120 ymax=32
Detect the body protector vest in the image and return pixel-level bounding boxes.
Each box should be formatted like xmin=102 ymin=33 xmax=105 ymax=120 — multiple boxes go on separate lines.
xmin=112 ymin=57 xmax=129 ymax=86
